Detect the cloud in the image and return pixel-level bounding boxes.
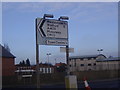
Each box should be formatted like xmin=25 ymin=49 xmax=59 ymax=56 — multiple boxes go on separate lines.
xmin=1 ymin=0 xmax=119 ymax=2
xmin=2 ymin=2 xmax=117 ymax=23
xmin=68 ymin=3 xmax=117 ymax=23
xmin=2 ymin=2 xmax=75 ymax=13
xmin=2 ymin=0 xmax=33 ymax=2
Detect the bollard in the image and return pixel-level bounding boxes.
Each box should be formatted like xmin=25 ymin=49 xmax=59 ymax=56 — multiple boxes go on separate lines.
xmin=65 ymin=75 xmax=78 ymax=90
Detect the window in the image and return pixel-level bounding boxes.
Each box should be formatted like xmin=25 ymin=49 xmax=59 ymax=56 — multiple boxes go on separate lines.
xmin=88 ymin=58 xmax=90 ymax=60
xmin=49 ymin=68 xmax=52 ymax=73
xmin=94 ymin=63 xmax=96 ymax=66
xmin=41 ymin=68 xmax=43 ymax=73
xmin=43 ymin=68 xmax=45 ymax=73
xmin=80 ymin=58 xmax=83 ymax=60
xmin=88 ymin=64 xmax=91 ymax=66
xmin=39 ymin=68 xmax=42 ymax=72
xmin=46 ymin=68 xmax=48 ymax=73
xmin=88 ymin=69 xmax=91 ymax=71
xmin=80 ymin=64 xmax=84 ymax=66
xmin=18 ymin=67 xmax=20 ymax=70
xmin=74 ymin=63 xmax=76 ymax=67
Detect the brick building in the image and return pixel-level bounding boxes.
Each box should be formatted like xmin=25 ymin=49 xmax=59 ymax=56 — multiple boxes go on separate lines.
xmin=0 ymin=44 xmax=16 ymax=76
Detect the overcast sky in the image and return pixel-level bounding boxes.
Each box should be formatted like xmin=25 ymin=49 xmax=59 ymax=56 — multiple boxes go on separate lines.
xmin=1 ymin=2 xmax=118 ymax=65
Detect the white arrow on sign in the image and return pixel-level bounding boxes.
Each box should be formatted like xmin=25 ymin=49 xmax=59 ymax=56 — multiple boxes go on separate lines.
xmin=39 ymin=19 xmax=68 ymax=39
xmin=37 ymin=18 xmax=46 ymax=37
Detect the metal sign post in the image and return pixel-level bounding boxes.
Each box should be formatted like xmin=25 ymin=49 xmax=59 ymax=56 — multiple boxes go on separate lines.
xmin=66 ymin=45 xmax=70 ymax=75
xmin=60 ymin=47 xmax=74 ymax=75
xmin=35 ymin=14 xmax=69 ymax=88
xmin=36 ymin=19 xmax=40 ymax=88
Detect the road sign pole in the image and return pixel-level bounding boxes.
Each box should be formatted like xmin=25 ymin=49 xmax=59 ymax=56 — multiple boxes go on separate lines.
xmin=66 ymin=45 xmax=70 ymax=75
xmin=36 ymin=19 xmax=40 ymax=89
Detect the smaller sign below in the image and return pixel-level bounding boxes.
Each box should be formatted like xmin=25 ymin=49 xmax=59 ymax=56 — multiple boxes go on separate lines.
xmin=60 ymin=47 xmax=74 ymax=53
xmin=46 ymin=39 xmax=68 ymax=46
xmin=22 ymin=75 xmax=32 ymax=78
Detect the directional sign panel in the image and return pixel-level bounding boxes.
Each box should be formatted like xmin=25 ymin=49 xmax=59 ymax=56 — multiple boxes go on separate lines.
xmin=36 ymin=18 xmax=68 ymax=46
xmin=43 ymin=19 xmax=68 ymax=38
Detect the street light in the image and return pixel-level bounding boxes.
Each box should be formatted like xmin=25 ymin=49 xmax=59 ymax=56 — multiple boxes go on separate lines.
xmin=43 ymin=14 xmax=54 ymax=19
xmin=46 ymin=53 xmax=51 ymax=64
xmin=46 ymin=53 xmax=51 ymax=74
xmin=58 ymin=16 xmax=69 ymax=20
xmin=97 ymin=49 xmax=103 ymax=54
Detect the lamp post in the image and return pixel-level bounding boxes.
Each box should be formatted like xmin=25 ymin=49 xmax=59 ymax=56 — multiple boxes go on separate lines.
xmin=43 ymin=14 xmax=54 ymax=19
xmin=97 ymin=49 xmax=103 ymax=55
xmin=55 ymin=58 xmax=57 ymax=65
xmin=46 ymin=53 xmax=51 ymax=74
xmin=46 ymin=53 xmax=51 ymax=64
xmin=59 ymin=16 xmax=69 ymax=75
xmin=36 ymin=14 xmax=53 ymax=88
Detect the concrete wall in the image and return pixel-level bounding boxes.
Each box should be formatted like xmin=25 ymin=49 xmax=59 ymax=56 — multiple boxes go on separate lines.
xmin=72 ymin=70 xmax=120 ymax=81
xmin=96 ymin=61 xmax=120 ymax=70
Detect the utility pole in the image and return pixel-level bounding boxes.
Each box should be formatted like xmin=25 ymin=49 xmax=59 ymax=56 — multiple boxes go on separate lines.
xmin=55 ymin=58 xmax=57 ymax=65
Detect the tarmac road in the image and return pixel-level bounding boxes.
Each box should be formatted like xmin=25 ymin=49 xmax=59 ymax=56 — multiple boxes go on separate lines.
xmin=40 ymin=78 xmax=120 ymax=89
xmin=78 ymin=78 xmax=120 ymax=88
xmin=2 ymin=78 xmax=120 ymax=90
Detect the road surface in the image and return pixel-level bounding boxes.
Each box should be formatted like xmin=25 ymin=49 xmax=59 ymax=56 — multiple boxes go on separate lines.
xmin=2 ymin=78 xmax=120 ymax=90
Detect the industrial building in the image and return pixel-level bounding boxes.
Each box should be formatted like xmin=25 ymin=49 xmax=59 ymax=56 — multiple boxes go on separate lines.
xmin=96 ymin=57 xmax=120 ymax=70
xmin=69 ymin=54 xmax=120 ymax=72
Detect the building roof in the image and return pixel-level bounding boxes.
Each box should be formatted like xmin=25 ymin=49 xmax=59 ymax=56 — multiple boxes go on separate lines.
xmin=69 ymin=54 xmax=106 ymax=59
xmin=0 ymin=44 xmax=15 ymax=58
xmin=55 ymin=62 xmax=66 ymax=67
xmin=96 ymin=57 xmax=120 ymax=62
xmin=31 ymin=63 xmax=54 ymax=67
